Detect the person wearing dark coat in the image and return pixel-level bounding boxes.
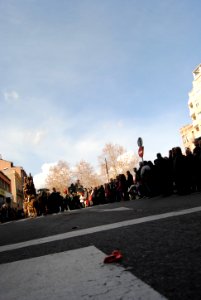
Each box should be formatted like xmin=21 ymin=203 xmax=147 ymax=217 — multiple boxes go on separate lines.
xmin=47 ymin=188 xmax=61 ymax=213
xmin=126 ymin=171 xmax=134 ymax=188
xmin=193 ymin=140 xmax=201 ymax=191
xmin=173 ymin=147 xmax=189 ymax=195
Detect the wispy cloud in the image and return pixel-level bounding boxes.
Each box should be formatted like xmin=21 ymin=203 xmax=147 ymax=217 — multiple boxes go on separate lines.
xmin=23 ymin=130 xmax=47 ymax=146
xmin=3 ymin=91 xmax=20 ymax=103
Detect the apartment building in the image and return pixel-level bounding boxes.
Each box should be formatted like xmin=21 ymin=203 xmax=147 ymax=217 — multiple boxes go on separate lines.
xmin=180 ymin=63 xmax=201 ymax=150
xmin=0 ymin=158 xmax=27 ymax=209
xmin=0 ymin=171 xmax=12 ymax=208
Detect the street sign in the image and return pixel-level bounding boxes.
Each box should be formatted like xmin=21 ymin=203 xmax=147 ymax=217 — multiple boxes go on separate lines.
xmin=138 ymin=146 xmax=144 ymax=158
xmin=137 ymin=137 xmax=143 ymax=147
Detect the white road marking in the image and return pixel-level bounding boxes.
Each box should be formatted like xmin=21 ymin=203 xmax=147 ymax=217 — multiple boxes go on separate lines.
xmin=1 ymin=206 xmax=201 ymax=253
xmin=0 ymin=246 xmax=166 ymax=300
xmin=101 ymin=207 xmax=132 ymax=212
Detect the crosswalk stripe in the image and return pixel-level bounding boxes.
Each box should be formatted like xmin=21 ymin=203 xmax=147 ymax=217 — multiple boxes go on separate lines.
xmin=0 ymin=246 xmax=167 ymax=300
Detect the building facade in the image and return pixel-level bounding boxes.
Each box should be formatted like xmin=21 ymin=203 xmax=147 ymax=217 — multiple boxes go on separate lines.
xmin=180 ymin=63 xmax=201 ymax=150
xmin=0 ymin=171 xmax=12 ymax=208
xmin=0 ymin=158 xmax=27 ymax=209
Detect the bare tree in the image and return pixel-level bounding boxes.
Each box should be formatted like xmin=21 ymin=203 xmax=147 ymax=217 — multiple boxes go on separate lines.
xmin=72 ymin=160 xmax=101 ymax=188
xmin=98 ymin=143 xmax=139 ymax=180
xmin=45 ymin=160 xmax=71 ymax=193
xmin=44 ymin=144 xmax=138 ymax=192
xmin=117 ymin=151 xmax=139 ymax=174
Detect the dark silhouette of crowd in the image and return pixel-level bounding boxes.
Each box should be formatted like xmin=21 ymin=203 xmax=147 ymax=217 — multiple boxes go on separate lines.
xmin=102 ymin=143 xmax=201 ymax=201
xmin=0 ymin=197 xmax=24 ymax=223
xmin=132 ymin=144 xmax=201 ymax=199
xmin=1 ymin=141 xmax=201 ymax=223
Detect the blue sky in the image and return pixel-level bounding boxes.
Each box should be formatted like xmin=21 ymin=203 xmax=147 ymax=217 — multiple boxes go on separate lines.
xmin=1 ymin=0 xmax=201 ymax=188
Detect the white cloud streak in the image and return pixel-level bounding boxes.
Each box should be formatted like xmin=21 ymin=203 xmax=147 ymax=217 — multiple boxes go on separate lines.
xmin=4 ymin=91 xmax=20 ymax=103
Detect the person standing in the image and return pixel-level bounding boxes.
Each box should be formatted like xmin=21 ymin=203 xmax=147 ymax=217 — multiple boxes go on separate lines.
xmin=126 ymin=171 xmax=134 ymax=189
xmin=47 ymin=188 xmax=60 ymax=214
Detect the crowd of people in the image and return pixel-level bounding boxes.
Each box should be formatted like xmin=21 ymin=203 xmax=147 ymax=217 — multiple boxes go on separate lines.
xmin=0 ymin=198 xmax=24 ymax=223
xmin=97 ymin=143 xmax=201 ymax=201
xmin=1 ymin=141 xmax=201 ymax=222
xmin=28 ymin=142 xmax=201 ymax=216
xmin=34 ymin=183 xmax=108 ymax=216
xmin=133 ymin=144 xmax=201 ymax=198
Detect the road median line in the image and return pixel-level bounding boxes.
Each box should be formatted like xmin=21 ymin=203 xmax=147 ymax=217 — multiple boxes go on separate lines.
xmin=1 ymin=206 xmax=201 ymax=253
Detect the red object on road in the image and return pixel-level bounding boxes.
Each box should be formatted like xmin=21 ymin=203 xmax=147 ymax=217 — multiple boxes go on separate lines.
xmin=103 ymin=250 xmax=123 ymax=263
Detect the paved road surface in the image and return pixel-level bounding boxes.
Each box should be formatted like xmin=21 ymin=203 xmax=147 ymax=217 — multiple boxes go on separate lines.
xmin=0 ymin=192 xmax=201 ymax=299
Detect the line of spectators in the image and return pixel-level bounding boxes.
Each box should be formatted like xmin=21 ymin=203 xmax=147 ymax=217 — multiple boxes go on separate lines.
xmin=2 ymin=142 xmax=201 ymax=222
xmin=96 ymin=143 xmax=201 ymax=201
xmin=0 ymin=197 xmax=24 ymax=223
xmin=133 ymin=145 xmax=201 ymax=198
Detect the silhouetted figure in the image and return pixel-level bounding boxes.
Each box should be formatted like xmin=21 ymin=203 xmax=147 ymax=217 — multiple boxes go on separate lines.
xmin=126 ymin=171 xmax=134 ymax=188
xmin=193 ymin=140 xmax=201 ymax=191
xmin=140 ymin=161 xmax=152 ymax=197
xmin=154 ymin=153 xmax=173 ymax=196
xmin=47 ymin=188 xmax=60 ymax=213
xmin=185 ymin=148 xmax=197 ymax=192
xmin=173 ymin=147 xmax=189 ymax=195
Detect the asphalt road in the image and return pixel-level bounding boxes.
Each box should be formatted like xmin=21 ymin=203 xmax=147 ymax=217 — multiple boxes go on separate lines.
xmin=0 ymin=192 xmax=201 ymax=299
